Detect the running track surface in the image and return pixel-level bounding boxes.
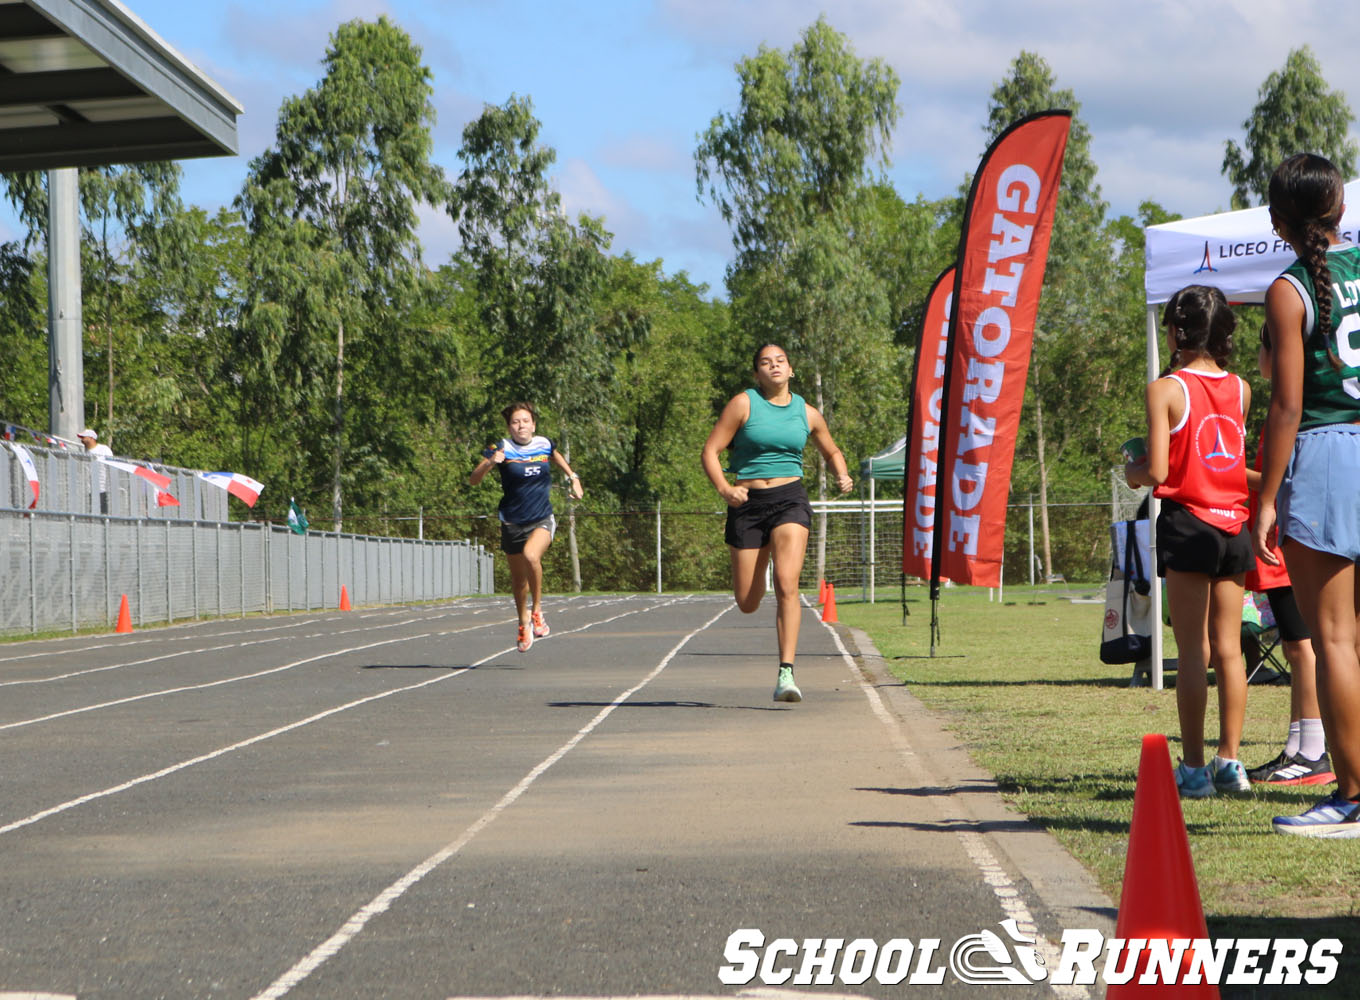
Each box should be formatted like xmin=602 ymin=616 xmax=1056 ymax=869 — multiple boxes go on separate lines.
xmin=0 ymin=594 xmax=1113 ymax=999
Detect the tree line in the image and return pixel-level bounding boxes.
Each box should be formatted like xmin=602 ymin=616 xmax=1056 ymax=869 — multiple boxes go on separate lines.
xmin=1 ymin=18 xmax=1355 ymax=587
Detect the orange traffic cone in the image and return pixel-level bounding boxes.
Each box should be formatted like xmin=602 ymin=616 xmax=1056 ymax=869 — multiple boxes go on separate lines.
xmin=115 ymin=594 xmax=133 ymax=633
xmin=821 ymin=583 xmax=838 ymax=623
xmin=1106 ymin=734 xmax=1217 ymax=998
xmin=339 ymin=585 xmax=352 ymax=611
xmin=817 ymin=578 xmax=828 ymax=605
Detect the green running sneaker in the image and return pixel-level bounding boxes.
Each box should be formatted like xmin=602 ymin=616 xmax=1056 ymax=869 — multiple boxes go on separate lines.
xmin=773 ymin=664 xmax=802 ymax=703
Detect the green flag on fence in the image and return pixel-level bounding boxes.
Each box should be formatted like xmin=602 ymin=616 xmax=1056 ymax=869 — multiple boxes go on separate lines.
xmin=288 ymin=497 xmax=309 ymax=536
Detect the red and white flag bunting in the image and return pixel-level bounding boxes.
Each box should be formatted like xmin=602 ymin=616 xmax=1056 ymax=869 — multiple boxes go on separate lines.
xmin=10 ymin=442 xmax=40 ymax=508
xmin=199 ymin=471 xmax=264 ymax=507
xmin=97 ymin=456 xmax=173 ymax=490
xmin=142 ymin=478 xmax=180 ymax=507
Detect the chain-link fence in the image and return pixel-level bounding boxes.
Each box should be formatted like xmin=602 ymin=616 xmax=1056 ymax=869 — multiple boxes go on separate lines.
xmin=0 ymin=510 xmax=494 ymax=636
xmin=2 ymin=469 xmax=1129 ymax=635
xmin=809 ymin=496 xmax=1123 ymax=601
xmin=389 ymin=495 xmax=1123 ymax=601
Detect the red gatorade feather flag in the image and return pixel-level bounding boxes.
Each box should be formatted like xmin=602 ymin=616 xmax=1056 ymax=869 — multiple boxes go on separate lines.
xmin=901 ymin=266 xmax=955 ymax=580
xmin=931 ymin=110 xmax=1070 ymax=588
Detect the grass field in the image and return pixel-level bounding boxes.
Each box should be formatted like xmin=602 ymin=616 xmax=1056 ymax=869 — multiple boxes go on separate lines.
xmin=836 ymin=584 xmax=1359 ymax=985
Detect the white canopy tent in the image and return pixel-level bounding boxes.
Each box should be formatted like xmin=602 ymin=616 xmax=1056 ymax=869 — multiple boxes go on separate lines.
xmin=1139 ymin=180 xmax=1360 ymax=687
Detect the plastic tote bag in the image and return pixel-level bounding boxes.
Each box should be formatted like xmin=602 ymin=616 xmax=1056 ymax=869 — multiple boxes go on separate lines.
xmin=1100 ymin=520 xmax=1153 ymax=665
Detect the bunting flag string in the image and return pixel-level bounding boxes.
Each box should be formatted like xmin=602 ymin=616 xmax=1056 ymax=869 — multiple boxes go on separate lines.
xmin=141 ymin=476 xmax=180 ymax=507
xmin=200 ymin=471 xmax=264 ymax=507
xmin=8 ymin=442 xmax=40 ymax=509
xmin=97 ymin=456 xmax=173 ymax=490
xmin=0 ymin=421 xmax=77 ymax=450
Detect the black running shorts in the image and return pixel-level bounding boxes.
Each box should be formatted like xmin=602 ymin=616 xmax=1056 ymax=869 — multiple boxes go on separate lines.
xmin=1155 ymin=500 xmax=1253 ymax=579
xmin=724 ymin=481 xmax=813 ymax=549
xmin=1264 ymin=586 xmax=1310 ymax=642
xmin=500 ymin=515 xmax=555 ymax=555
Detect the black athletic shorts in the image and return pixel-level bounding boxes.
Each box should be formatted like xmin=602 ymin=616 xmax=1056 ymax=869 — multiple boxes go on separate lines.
xmin=1264 ymin=586 xmax=1310 ymax=642
xmin=500 ymin=515 xmax=555 ymax=555
xmin=724 ymin=481 xmax=813 ymax=549
xmin=1155 ymin=500 xmax=1253 ymax=579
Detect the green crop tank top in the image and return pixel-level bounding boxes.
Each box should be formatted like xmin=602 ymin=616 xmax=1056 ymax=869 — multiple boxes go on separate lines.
xmin=727 ymin=388 xmax=809 ymax=479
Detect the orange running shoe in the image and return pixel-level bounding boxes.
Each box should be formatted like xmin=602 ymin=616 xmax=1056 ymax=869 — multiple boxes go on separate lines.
xmin=532 ymin=610 xmax=550 ymax=638
xmin=517 ymin=623 xmax=533 ymax=652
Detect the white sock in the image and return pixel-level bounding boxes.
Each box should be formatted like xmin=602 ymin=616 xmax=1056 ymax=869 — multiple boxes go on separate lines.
xmin=1285 ymin=720 xmax=1301 ymax=758
xmin=1299 ymin=718 xmax=1326 ymax=760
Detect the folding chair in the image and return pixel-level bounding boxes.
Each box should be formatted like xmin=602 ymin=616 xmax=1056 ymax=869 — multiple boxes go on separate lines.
xmin=1243 ymin=593 xmax=1290 ymax=686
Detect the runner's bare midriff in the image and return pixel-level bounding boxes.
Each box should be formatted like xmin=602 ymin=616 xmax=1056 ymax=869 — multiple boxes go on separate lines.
xmin=734 ymin=476 xmax=801 ymax=489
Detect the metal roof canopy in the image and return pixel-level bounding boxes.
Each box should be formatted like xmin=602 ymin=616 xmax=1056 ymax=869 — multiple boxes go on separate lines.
xmin=0 ymin=0 xmax=241 ymax=171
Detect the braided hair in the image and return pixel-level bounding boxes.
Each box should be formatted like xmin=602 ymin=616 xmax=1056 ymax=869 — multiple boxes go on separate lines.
xmin=1269 ymin=153 xmax=1345 ymax=363
xmin=1162 ymin=284 xmax=1236 ymax=373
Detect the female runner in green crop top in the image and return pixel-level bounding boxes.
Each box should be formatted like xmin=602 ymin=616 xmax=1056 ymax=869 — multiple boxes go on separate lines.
xmin=701 ymin=343 xmax=854 ymax=702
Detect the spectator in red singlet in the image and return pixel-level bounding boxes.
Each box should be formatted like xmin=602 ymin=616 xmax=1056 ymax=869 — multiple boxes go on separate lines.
xmin=1126 ymin=284 xmax=1253 ymax=799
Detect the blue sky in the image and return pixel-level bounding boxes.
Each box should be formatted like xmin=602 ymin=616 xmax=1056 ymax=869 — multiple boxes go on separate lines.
xmin=6 ymin=0 xmax=1360 ymax=296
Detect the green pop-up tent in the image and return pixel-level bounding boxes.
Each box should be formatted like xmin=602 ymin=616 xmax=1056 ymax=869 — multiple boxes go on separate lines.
xmin=859 ymin=436 xmax=906 ymax=480
xmin=857 ymin=436 xmax=907 ymax=603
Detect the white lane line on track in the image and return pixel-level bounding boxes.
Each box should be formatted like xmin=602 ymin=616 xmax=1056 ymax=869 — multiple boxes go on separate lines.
xmin=0 ymin=604 xmax=529 ymax=704
xmin=0 ymin=670 xmax=466 ymax=837
xmin=0 ymin=601 xmax=508 ymax=665
xmin=248 ymin=601 xmax=732 ymax=1000
xmin=0 ymin=597 xmax=680 ymax=837
xmin=0 ymin=620 xmax=511 ymax=731
xmin=0 ymin=607 xmax=498 ymax=676
xmin=817 ymin=608 xmax=1089 ymax=1000
xmin=0 ymin=638 xmax=285 ymax=687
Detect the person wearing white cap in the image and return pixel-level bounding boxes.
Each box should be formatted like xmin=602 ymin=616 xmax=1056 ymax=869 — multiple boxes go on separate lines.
xmin=77 ymin=428 xmax=112 ymax=513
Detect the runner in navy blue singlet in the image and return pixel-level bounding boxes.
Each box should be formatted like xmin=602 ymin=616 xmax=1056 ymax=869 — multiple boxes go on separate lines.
xmin=471 ymin=402 xmax=583 ymax=652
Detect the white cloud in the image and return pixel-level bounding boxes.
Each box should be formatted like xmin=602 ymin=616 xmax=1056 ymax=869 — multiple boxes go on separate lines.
xmin=415 ymin=201 xmax=461 ymax=266
xmin=597 ymin=133 xmax=688 ymax=172
xmin=653 ymin=0 xmax=1360 ymax=221
xmin=557 ymin=158 xmax=648 ymax=243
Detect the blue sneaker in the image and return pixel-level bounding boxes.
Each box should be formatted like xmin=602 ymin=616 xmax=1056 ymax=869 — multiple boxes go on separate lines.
xmin=1175 ymin=761 xmax=1214 ymax=799
xmin=1210 ymin=755 xmax=1251 ymax=794
xmin=1273 ymin=792 xmax=1360 ymax=838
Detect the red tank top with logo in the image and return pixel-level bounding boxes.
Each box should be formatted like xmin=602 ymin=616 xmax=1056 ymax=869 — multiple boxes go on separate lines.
xmin=1245 ymin=426 xmax=1290 ymax=590
xmin=1154 ymin=369 xmax=1247 ymax=534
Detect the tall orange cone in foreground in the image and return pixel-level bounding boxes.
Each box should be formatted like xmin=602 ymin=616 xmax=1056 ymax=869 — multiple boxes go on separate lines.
xmin=1105 ymin=733 xmax=1218 ymax=998
xmin=817 ymin=578 xmax=828 ymax=605
xmin=821 ymin=583 xmax=838 ymax=623
xmin=339 ymin=585 xmax=352 ymax=611
xmin=115 ymin=594 xmax=133 ymax=633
